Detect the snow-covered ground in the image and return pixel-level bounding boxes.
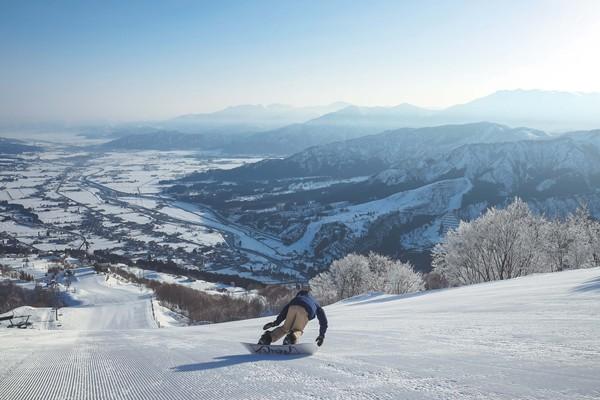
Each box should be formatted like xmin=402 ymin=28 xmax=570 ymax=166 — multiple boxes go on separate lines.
xmin=86 ymin=152 xmax=263 ymax=195
xmin=282 ymin=177 xmax=473 ymax=253
xmin=160 ymin=201 xmax=283 ymax=257
xmin=1 ymin=267 xmax=599 ymax=399
xmin=0 ymin=255 xmax=60 ymax=281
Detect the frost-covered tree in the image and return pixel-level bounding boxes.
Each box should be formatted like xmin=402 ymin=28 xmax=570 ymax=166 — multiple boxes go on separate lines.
xmin=310 ymin=252 xmax=424 ymax=302
xmin=537 ymin=205 xmax=600 ymax=272
xmin=324 ymin=253 xmax=371 ymax=300
xmin=434 ymin=199 xmax=600 ymax=287
xmin=308 ymin=271 xmax=338 ymax=305
xmin=433 ymin=198 xmax=543 ymax=286
xmin=562 ymin=206 xmax=600 ymax=269
xmin=539 ymin=220 xmax=572 ymax=272
xmin=366 ymin=252 xmax=393 ymax=290
xmin=384 ymin=260 xmax=425 ymax=294
xmin=365 ymin=252 xmax=424 ymax=294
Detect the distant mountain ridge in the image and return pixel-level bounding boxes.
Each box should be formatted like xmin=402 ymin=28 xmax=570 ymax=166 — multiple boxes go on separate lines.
xmin=96 ymin=130 xmax=234 ymax=151
xmin=100 ymin=90 xmax=600 ymax=155
xmin=307 ymin=90 xmax=600 ymax=133
xmin=162 ymin=102 xmax=351 ymax=133
xmin=443 ymin=90 xmax=600 ymax=131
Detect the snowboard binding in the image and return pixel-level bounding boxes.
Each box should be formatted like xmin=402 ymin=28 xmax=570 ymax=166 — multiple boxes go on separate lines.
xmin=283 ymin=332 xmax=297 ymax=345
xmin=258 ymin=331 xmax=272 ymax=345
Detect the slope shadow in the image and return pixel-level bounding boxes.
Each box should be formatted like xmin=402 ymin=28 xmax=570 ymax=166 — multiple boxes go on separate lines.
xmin=171 ymin=353 xmax=310 ymax=372
xmin=571 ymin=276 xmax=600 ymax=293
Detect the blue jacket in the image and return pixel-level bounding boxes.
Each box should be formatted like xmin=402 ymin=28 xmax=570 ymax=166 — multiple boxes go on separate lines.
xmin=274 ymin=290 xmax=328 ymax=337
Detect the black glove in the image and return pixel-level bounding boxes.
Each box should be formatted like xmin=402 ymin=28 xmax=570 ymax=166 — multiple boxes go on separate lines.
xmin=262 ymin=321 xmax=277 ymax=330
xmin=315 ymin=335 xmax=324 ymax=347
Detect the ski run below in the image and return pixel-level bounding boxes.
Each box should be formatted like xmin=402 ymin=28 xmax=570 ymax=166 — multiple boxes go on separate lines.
xmin=1 ymin=267 xmax=599 ymax=400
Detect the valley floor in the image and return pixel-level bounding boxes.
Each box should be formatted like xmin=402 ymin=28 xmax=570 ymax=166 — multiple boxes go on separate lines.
xmin=1 ymin=268 xmax=599 ymax=399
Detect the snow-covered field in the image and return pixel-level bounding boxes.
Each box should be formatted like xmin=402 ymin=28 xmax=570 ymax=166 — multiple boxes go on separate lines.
xmin=1 ymin=267 xmax=599 ymax=399
xmin=0 ymin=149 xmax=278 ymax=273
xmin=159 ymin=201 xmax=281 ymax=256
xmin=86 ymin=152 xmax=263 ymax=195
xmin=0 ymin=255 xmax=61 ymax=281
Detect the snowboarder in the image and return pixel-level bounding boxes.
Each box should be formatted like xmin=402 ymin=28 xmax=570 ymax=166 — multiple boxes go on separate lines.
xmin=258 ymin=288 xmax=328 ymax=347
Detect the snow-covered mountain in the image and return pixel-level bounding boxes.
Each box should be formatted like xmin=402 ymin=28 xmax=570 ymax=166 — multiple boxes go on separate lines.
xmin=2 ymin=265 xmax=599 ymax=399
xmin=322 ymin=131 xmax=600 ymax=257
xmin=288 ymin=122 xmax=547 ymax=177
xmin=171 ymin=123 xmax=600 ymax=268
xmin=222 ymin=122 xmax=381 ymax=155
xmin=206 ymin=122 xmax=548 ymax=180
xmin=375 ymin=132 xmax=600 ymax=194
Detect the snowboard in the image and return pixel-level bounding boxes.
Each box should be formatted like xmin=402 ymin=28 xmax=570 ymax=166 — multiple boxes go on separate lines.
xmin=242 ymin=342 xmax=318 ymax=355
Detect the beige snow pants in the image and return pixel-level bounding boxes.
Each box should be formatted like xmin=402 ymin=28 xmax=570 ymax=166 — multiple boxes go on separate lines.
xmin=270 ymin=305 xmax=309 ymax=343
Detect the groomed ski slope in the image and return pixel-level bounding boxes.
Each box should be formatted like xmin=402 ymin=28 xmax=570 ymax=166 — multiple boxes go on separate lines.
xmin=1 ymin=268 xmax=599 ymax=400
xmin=60 ymin=268 xmax=157 ymax=330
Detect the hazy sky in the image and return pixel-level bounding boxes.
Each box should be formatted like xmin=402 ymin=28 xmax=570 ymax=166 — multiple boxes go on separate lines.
xmin=1 ymin=0 xmax=599 ymax=123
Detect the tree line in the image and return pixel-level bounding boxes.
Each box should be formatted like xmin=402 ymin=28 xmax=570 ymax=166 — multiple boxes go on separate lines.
xmin=0 ymin=282 xmax=63 ymax=314
xmin=93 ymin=250 xmax=264 ymax=289
xmin=432 ymin=198 xmax=600 ymax=286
